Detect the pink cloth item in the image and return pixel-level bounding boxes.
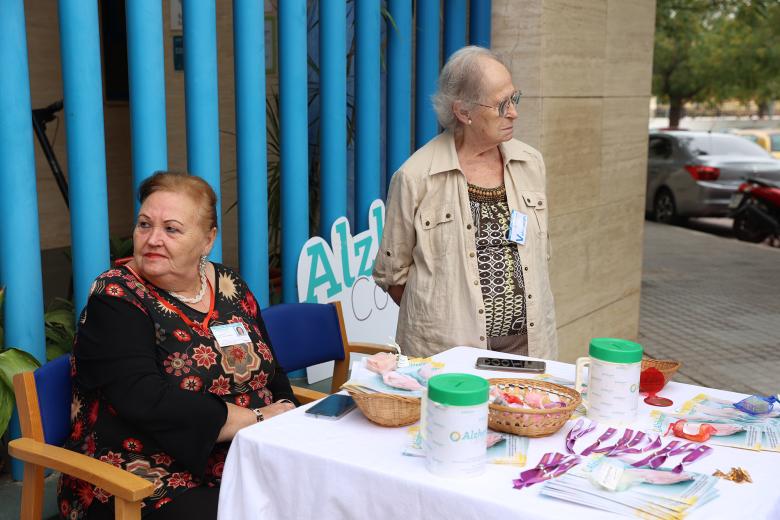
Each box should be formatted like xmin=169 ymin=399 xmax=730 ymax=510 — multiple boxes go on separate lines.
xmin=365 ymin=352 xmax=398 ymax=374
xmin=382 ymin=370 xmax=424 ymax=391
xmin=524 ymin=391 xmax=547 ymax=408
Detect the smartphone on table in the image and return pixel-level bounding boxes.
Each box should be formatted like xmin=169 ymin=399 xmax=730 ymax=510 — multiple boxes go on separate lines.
xmin=475 ymin=357 xmax=546 ymax=373
xmin=305 ymin=394 xmax=357 ymax=420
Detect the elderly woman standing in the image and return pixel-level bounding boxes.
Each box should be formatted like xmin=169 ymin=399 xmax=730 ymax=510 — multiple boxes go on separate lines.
xmin=373 ymin=46 xmax=557 ymax=359
xmin=59 ymin=172 xmax=297 ymax=519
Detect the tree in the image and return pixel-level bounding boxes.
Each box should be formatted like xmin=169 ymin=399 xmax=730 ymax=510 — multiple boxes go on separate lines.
xmin=653 ymin=0 xmax=775 ymax=127
xmin=715 ymin=2 xmax=780 ymax=117
xmin=653 ymin=1 xmax=718 ymax=127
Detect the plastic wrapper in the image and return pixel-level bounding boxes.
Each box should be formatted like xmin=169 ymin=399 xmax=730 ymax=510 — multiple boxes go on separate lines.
xmin=733 ymin=394 xmax=778 ymax=415
xmin=589 ymin=458 xmax=694 ymax=492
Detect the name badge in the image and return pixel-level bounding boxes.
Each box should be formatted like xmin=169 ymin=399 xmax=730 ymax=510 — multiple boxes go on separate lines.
xmin=210 ymin=323 xmax=251 ymax=347
xmin=507 ymin=210 xmax=528 ymax=245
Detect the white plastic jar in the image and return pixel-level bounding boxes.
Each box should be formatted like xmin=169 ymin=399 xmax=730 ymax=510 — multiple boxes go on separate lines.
xmin=575 ymin=338 xmax=644 ymax=424
xmin=423 ymin=373 xmax=489 ymax=478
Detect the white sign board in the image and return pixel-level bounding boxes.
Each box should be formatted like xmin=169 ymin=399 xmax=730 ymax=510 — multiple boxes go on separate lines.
xmin=297 ymin=200 xmax=398 ymax=382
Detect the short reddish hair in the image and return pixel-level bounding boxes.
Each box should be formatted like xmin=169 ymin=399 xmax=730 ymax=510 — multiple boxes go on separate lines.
xmin=138 ymin=171 xmax=218 ymax=230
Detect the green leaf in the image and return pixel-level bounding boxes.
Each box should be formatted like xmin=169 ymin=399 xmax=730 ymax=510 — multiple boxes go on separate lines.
xmin=0 ymin=386 xmax=14 ymax=440
xmin=0 ymin=348 xmax=41 ymax=436
xmin=0 ymin=286 xmax=4 ymax=350
xmin=0 ymin=348 xmax=41 ymax=389
xmin=46 ymin=344 xmax=71 ymax=363
xmin=45 ymin=309 xmax=75 ymax=329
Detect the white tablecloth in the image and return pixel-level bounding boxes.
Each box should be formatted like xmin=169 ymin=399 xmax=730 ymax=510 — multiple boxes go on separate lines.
xmin=218 ymin=346 xmax=780 ymax=519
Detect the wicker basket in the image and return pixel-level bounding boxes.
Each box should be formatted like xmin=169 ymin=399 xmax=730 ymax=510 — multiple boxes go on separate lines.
xmin=347 ymin=390 xmax=421 ymax=427
xmin=488 ymin=378 xmax=581 ymax=438
xmin=641 ymin=358 xmax=681 ymax=387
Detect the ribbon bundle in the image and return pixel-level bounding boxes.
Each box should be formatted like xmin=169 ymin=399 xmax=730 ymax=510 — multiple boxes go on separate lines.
xmin=512 ymin=452 xmax=582 ymax=490
xmin=514 ymin=419 xmax=713 ymax=490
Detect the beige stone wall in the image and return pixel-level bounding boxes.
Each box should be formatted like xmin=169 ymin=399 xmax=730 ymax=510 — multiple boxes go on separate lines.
xmin=493 ymin=0 xmax=656 ymax=362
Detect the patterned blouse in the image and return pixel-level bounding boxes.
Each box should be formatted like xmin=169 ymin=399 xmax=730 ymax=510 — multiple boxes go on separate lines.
xmin=468 ymin=183 xmax=528 ymax=338
xmin=58 ymin=263 xmax=296 ymax=518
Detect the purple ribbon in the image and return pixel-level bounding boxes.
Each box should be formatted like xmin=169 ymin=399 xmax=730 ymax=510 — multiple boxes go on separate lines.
xmin=565 ymin=419 xmax=597 ymax=454
xmin=513 ymin=452 xmax=582 ymax=490
xmin=672 ymin=445 xmax=712 ymax=473
xmin=564 ymin=422 xmax=712 ymax=476
xmin=593 ymin=428 xmax=634 ymax=455
xmin=568 ymin=423 xmax=660 ymax=457
xmin=617 ymin=433 xmax=662 ymax=456
xmin=630 ymin=440 xmax=711 ymax=472
xmin=581 ymin=427 xmax=617 ymax=456
xmin=631 ymin=440 xmax=683 ymax=468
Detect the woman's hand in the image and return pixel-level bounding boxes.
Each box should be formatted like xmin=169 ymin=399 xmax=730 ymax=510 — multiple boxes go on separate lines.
xmin=217 ymin=400 xmax=296 ymax=442
xmin=257 ymin=400 xmax=296 ymax=421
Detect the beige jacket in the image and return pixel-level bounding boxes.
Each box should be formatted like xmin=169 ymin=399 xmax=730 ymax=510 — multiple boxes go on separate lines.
xmin=373 ymin=131 xmax=558 ymax=359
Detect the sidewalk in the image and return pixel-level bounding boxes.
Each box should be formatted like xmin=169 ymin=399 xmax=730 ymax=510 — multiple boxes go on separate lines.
xmin=639 ymin=221 xmax=780 ymax=395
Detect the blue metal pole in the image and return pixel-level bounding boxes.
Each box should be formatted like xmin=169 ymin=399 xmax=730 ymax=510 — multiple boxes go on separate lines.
xmin=233 ymin=0 xmax=269 ymax=307
xmin=355 ymin=0 xmax=381 ymax=232
xmin=386 ymin=0 xmax=412 ymax=187
xmin=57 ymin=0 xmax=111 ymax=315
xmin=182 ymin=0 xmax=222 ymax=261
xmin=0 ymin=0 xmax=46 ymax=363
xmin=319 ymin=0 xmax=347 ymax=237
xmin=125 ymin=0 xmax=168 ymax=211
xmin=2 ymin=0 xmax=45 ymax=484
xmin=279 ymin=0 xmax=309 ymax=303
xmin=469 ymin=0 xmax=492 ymax=48
xmin=415 ymin=0 xmax=440 ymax=149
xmin=444 ymin=0 xmax=467 ymax=60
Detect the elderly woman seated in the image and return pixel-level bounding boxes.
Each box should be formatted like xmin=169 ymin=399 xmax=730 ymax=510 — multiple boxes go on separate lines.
xmin=59 ymin=172 xmax=297 ymax=519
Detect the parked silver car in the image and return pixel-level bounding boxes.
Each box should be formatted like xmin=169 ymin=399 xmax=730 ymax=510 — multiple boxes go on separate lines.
xmin=646 ymin=131 xmax=780 ymax=223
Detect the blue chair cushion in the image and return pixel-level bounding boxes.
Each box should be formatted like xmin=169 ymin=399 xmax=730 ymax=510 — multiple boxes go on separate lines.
xmin=262 ymin=303 xmax=346 ymax=373
xmin=34 ymin=354 xmax=73 ymax=447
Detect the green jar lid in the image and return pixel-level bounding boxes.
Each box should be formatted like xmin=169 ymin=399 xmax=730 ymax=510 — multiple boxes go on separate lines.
xmin=427 ymin=373 xmax=489 ymax=406
xmin=589 ymin=338 xmax=643 ymax=364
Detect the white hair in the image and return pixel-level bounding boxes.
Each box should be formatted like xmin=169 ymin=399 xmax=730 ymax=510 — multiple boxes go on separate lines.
xmin=432 ymin=46 xmax=507 ymax=131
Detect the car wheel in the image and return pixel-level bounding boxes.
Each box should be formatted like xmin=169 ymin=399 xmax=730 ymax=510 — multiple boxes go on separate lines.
xmin=653 ymin=189 xmax=680 ymax=224
xmin=733 ymin=210 xmax=769 ymax=243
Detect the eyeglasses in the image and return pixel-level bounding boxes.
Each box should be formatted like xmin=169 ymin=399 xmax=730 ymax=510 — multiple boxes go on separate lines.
xmin=474 ymin=90 xmax=523 ymax=117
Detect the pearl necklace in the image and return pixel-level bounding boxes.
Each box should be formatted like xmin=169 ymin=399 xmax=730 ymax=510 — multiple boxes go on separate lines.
xmin=169 ymin=268 xmax=208 ymax=304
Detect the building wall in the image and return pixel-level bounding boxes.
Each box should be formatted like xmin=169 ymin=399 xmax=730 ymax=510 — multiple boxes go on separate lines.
xmin=494 ymin=0 xmax=656 ymax=361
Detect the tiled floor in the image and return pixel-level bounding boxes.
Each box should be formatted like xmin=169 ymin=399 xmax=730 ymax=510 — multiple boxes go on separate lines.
xmin=639 ymin=220 xmax=780 ymax=395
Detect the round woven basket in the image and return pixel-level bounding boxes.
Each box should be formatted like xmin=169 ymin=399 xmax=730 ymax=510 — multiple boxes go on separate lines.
xmin=347 ymin=390 xmax=421 ymax=427
xmin=488 ymin=378 xmax=581 ymax=438
xmin=641 ymin=358 xmax=681 ymax=386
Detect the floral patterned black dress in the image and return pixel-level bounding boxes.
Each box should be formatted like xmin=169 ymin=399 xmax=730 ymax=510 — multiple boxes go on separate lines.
xmin=58 ymin=263 xmax=296 ymax=518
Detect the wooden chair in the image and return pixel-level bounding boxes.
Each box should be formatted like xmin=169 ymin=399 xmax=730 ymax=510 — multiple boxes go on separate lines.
xmin=262 ymin=301 xmax=397 ymax=403
xmin=8 ymin=354 xmax=154 ymax=520
xmin=7 ymin=323 xmax=344 ymax=518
